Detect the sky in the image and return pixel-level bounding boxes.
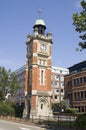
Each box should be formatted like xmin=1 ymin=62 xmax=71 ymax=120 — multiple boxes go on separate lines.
xmin=0 ymin=0 xmax=86 ymax=71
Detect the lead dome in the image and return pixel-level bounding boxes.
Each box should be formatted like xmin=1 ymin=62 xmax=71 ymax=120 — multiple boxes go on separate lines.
xmin=33 ymin=18 xmax=46 ymax=35
xmin=34 ymin=19 xmax=46 ymax=26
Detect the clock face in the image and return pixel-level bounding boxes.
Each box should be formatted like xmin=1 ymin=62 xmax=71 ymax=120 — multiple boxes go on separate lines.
xmin=40 ymin=44 xmax=47 ymax=52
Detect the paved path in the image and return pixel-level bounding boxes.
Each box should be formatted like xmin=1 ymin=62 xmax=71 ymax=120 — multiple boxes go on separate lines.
xmin=0 ymin=116 xmax=77 ymax=130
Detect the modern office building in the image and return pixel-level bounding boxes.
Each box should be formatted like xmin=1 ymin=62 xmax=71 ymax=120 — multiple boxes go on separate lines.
xmin=64 ymin=60 xmax=86 ymax=112
xmin=14 ymin=66 xmax=25 ymax=105
xmin=51 ymin=66 xmax=69 ymax=104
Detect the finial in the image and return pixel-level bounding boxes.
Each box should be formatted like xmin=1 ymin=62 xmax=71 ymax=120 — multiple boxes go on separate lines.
xmin=38 ymin=9 xmax=42 ymax=19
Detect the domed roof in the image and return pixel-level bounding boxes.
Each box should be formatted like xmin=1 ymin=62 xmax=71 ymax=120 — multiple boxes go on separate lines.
xmin=34 ymin=18 xmax=46 ymax=26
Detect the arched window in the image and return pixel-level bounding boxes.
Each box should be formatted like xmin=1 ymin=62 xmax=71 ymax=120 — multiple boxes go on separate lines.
xmin=41 ymin=104 xmax=43 ymax=109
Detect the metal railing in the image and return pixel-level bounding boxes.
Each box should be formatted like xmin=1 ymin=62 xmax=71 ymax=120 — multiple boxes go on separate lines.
xmin=0 ymin=114 xmax=83 ymax=130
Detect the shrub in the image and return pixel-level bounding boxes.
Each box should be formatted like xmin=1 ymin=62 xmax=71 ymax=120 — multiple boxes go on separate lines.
xmin=65 ymin=107 xmax=79 ymax=114
xmin=75 ymin=113 xmax=86 ymax=129
xmin=0 ymin=101 xmax=15 ymax=116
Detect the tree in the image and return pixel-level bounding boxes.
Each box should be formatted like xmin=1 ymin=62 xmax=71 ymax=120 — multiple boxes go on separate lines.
xmin=0 ymin=66 xmax=20 ymax=101
xmin=52 ymin=100 xmax=66 ymax=113
xmin=0 ymin=67 xmax=10 ymax=100
xmin=72 ymin=0 xmax=86 ymax=51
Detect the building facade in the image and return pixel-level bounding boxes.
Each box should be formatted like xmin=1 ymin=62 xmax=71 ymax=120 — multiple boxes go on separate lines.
xmin=51 ymin=66 xmax=69 ymax=104
xmin=64 ymin=61 xmax=86 ymax=112
xmin=14 ymin=66 xmax=25 ymax=105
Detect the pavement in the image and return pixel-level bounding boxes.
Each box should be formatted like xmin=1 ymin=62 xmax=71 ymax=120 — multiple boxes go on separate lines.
xmin=0 ymin=116 xmax=77 ymax=130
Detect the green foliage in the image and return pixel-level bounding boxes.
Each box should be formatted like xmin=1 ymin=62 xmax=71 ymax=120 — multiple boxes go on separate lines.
xmin=0 ymin=101 xmax=15 ymax=116
xmin=52 ymin=103 xmax=59 ymax=112
xmin=0 ymin=90 xmax=4 ymax=101
xmin=72 ymin=0 xmax=86 ymax=50
xmin=0 ymin=66 xmax=20 ymax=101
xmin=52 ymin=100 xmax=66 ymax=113
xmin=0 ymin=67 xmax=10 ymax=100
xmin=65 ymin=107 xmax=79 ymax=114
xmin=76 ymin=113 xmax=86 ymax=128
xmin=60 ymin=100 xmax=66 ymax=110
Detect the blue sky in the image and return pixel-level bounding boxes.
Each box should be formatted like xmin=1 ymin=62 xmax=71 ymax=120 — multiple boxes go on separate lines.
xmin=0 ymin=0 xmax=86 ymax=71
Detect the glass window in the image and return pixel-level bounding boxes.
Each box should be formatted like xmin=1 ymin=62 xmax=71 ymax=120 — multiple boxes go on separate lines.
xmin=74 ymin=78 xmax=79 ymax=85
xmin=54 ymin=75 xmax=59 ymax=80
xmin=55 ymin=95 xmax=58 ymax=99
xmin=60 ymin=70 xmax=62 ymax=73
xmin=61 ymin=82 xmax=64 ymax=87
xmin=39 ymin=59 xmax=45 ymax=66
xmin=41 ymin=104 xmax=43 ymax=109
xmin=77 ymin=92 xmax=80 ymax=99
xmin=77 ymin=78 xmax=79 ymax=84
xmin=55 ymin=89 xmax=59 ymax=92
xmin=74 ymin=92 xmax=76 ymax=100
xmin=80 ymin=77 xmax=83 ymax=84
xmin=54 ymin=82 xmax=59 ymax=86
xmin=74 ymin=79 xmax=77 ymax=85
xmin=83 ymin=76 xmax=86 ymax=83
xmin=81 ymin=91 xmax=83 ymax=99
xmin=69 ymin=80 xmax=72 ymax=87
xmin=84 ymin=91 xmax=86 ymax=98
xmin=61 ymin=89 xmax=64 ymax=93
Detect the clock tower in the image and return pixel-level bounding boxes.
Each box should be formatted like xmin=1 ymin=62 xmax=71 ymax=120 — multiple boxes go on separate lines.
xmin=25 ymin=16 xmax=53 ymax=118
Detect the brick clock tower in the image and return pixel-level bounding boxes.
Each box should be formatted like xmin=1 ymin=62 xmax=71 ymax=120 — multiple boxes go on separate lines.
xmin=25 ymin=16 xmax=53 ymax=118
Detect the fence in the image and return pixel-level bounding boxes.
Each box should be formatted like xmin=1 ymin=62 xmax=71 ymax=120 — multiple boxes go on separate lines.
xmin=0 ymin=114 xmax=84 ymax=130
xmin=29 ymin=114 xmax=77 ymax=129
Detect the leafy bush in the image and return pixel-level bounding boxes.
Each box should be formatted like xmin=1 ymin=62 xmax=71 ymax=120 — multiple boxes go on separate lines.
xmin=65 ymin=107 xmax=79 ymax=114
xmin=75 ymin=113 xmax=86 ymax=129
xmin=0 ymin=101 xmax=15 ymax=116
xmin=52 ymin=101 xmax=66 ymax=113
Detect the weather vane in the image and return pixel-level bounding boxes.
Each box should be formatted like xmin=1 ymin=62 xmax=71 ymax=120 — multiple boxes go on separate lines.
xmin=38 ymin=9 xmax=42 ymax=19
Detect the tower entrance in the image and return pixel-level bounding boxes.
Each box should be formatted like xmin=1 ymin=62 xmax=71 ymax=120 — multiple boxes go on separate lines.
xmin=37 ymin=96 xmax=49 ymax=116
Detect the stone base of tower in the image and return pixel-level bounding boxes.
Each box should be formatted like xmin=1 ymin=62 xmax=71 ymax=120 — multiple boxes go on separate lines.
xmin=30 ymin=108 xmax=52 ymax=117
xmin=30 ymin=91 xmax=53 ymax=118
